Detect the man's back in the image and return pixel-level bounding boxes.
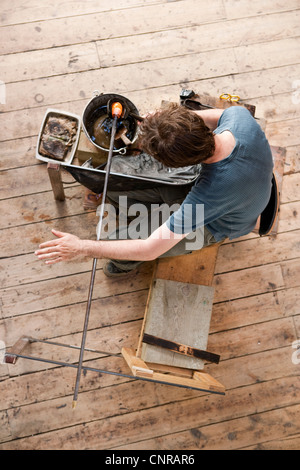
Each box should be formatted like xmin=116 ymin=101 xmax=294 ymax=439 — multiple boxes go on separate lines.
xmin=167 ymin=106 xmax=274 ymax=241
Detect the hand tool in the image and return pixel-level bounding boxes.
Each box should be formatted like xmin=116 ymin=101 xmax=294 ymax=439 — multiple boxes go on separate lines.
xmin=219 ymin=93 xmax=240 ymax=103
xmin=72 ymin=101 xmax=123 ymax=409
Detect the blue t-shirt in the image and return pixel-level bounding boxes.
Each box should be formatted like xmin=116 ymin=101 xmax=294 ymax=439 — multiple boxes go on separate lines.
xmin=166 ymin=106 xmax=274 ymax=241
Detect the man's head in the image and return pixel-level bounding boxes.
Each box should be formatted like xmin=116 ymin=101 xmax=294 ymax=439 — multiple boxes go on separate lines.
xmin=138 ymin=103 xmax=215 ymax=167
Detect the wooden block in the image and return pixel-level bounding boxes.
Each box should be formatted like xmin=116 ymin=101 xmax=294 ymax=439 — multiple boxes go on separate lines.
xmin=151 ymin=370 xmax=225 ymax=394
xmin=155 ymin=242 xmax=222 ymax=286
xmin=4 ymin=336 xmax=31 ymax=364
xmin=193 ymin=371 xmax=226 ymax=394
xmin=140 ymin=280 xmax=215 ymax=370
xmin=122 ymin=347 xmax=154 ymax=378
xmin=146 ymin=362 xmax=194 ymax=378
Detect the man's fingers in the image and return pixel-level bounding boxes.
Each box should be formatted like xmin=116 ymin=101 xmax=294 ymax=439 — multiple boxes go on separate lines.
xmin=37 ymin=229 xmax=68 ymax=250
xmin=45 ymin=257 xmax=63 ymax=265
xmin=36 ymin=251 xmax=62 ymax=260
xmin=38 ymin=239 xmax=58 ymax=249
xmin=52 ymin=229 xmax=67 ymax=238
xmin=35 ymin=245 xmax=58 ymax=254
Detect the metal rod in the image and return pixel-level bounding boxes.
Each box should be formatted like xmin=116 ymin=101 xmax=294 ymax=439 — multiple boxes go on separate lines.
xmin=8 ymin=353 xmax=225 ymax=395
xmin=72 ymin=115 xmax=119 ymax=409
xmin=29 ymin=338 xmax=122 ymax=357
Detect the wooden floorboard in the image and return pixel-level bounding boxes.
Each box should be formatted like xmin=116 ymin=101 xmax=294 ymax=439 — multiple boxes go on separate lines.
xmin=0 ymin=0 xmax=299 ymax=450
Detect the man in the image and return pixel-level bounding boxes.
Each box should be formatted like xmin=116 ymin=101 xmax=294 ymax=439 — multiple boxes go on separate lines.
xmin=35 ymin=103 xmax=274 ymax=275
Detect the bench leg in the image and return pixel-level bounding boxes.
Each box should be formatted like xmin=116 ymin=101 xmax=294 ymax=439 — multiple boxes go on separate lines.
xmin=47 ymin=163 xmax=65 ymax=201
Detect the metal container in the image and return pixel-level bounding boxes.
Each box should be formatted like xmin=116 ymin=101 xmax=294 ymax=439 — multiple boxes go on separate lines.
xmin=82 ymin=91 xmax=140 ymax=155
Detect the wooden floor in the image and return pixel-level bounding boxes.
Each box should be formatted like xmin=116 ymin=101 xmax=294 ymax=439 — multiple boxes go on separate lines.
xmin=0 ymin=0 xmax=300 ymax=451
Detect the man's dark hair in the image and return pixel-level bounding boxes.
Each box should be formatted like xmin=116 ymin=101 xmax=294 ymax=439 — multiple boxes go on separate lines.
xmin=138 ymin=102 xmax=215 ymax=167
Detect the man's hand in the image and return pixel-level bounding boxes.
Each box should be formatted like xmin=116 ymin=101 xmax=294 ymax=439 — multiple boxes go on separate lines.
xmin=35 ymin=229 xmax=84 ymax=265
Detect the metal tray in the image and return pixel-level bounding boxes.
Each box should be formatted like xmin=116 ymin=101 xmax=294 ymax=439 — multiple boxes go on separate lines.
xmin=36 ymin=108 xmax=81 ymax=165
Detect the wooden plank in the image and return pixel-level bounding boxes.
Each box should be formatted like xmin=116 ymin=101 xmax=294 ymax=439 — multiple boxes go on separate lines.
xmin=0 ymin=186 xmax=86 ymax=231
xmin=0 ymin=0 xmax=165 ymax=26
xmin=0 ymin=165 xmax=52 ymax=200
xmin=1 ymin=43 xmax=100 ymax=84
xmin=215 ymin=230 xmax=300 ymax=274
xmin=140 ymin=280 xmax=215 ymax=370
xmin=245 ymin=434 xmax=300 ymax=451
xmin=284 ymin=146 xmax=300 ymax=175
xmin=0 ymin=101 xmax=85 ymax=142
xmin=0 ymin=263 xmax=153 ymax=318
xmin=0 ymin=412 xmax=11 ymax=442
xmin=3 ymin=0 xmax=297 ymax=28
xmin=223 ymin=0 xmax=300 ymax=19
xmin=0 ymin=290 xmax=148 ymax=349
xmin=97 ymin=10 xmax=300 ymax=68
xmin=6 ymin=320 xmax=142 ymax=378
xmin=205 ymin=346 xmax=299 ymax=392
xmin=1 ymin=343 xmax=295 ymax=413
xmin=0 ymin=355 xmax=133 ymax=412
xmin=207 ymin=317 xmax=296 ymax=362
xmin=1 ymin=376 xmax=298 ymax=449
xmin=213 ymin=262 xmax=285 ymax=303
xmin=210 ymin=286 xmax=299 ymax=333
xmin=122 ymin=347 xmax=153 ymax=378
xmin=281 ymin=172 xmax=300 ymax=203
xmin=192 ymin=370 xmax=225 ymax=391
xmin=281 ymin=258 xmax=300 ymax=289
xmin=0 ymin=136 xmax=38 ymax=171
xmin=116 ymin=405 xmax=300 ymax=450
xmin=1 ymin=48 xmax=237 ymax=114
xmin=0 ymin=0 xmax=226 ymax=55
xmin=2 ymin=64 xmax=300 ymax=142
xmin=155 ymin=242 xmax=221 ymax=286
xmin=294 ymin=315 xmax=300 ymax=339
xmin=1 ymin=38 xmax=299 ymax=116
xmin=149 ymin=370 xmax=225 ymax=394
xmin=0 ymin=212 xmax=98 ymax=258
xmin=266 ymin=118 xmax=300 ymax=148
xmin=251 ymin=93 xmax=300 ymax=124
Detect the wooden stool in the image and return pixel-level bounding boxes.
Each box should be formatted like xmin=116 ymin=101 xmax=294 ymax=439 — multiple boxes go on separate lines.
xmin=122 ymin=242 xmax=226 ymax=394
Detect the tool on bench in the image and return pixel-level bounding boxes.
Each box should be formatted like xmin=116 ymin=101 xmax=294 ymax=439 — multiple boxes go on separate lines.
xmin=72 ymin=101 xmax=124 ymax=409
xmin=180 ymin=88 xmax=256 ymax=118
xmin=142 ymin=333 xmax=220 ymax=364
xmin=219 ymin=93 xmax=240 ymax=103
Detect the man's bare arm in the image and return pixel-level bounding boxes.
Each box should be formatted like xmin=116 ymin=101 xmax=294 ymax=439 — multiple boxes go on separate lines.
xmin=35 ymin=223 xmax=187 ymax=265
xmin=195 ymin=108 xmax=223 ymax=131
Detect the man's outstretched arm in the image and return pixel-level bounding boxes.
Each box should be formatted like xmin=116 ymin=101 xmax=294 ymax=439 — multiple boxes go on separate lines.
xmin=35 ymin=223 xmax=187 ymax=265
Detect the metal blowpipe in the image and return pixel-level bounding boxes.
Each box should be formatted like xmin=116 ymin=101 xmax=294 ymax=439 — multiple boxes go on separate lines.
xmin=72 ymin=102 xmax=123 ymax=409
